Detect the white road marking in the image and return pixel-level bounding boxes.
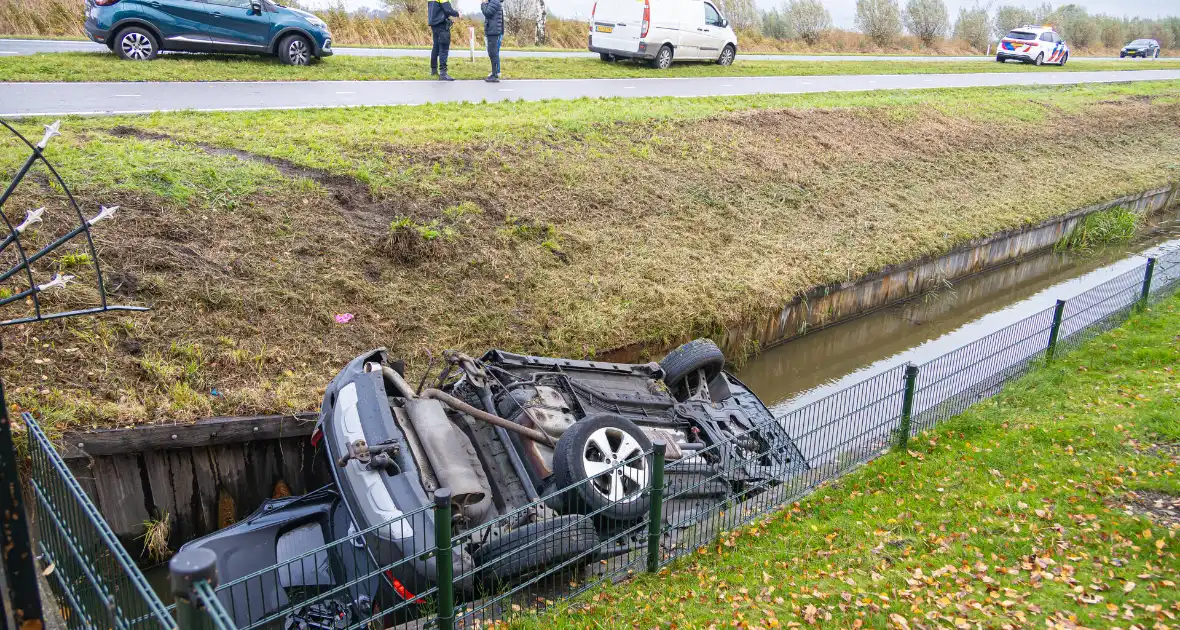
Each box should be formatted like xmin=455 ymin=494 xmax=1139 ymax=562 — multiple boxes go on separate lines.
xmin=114 ymin=94 xmax=141 ymax=97
xmin=623 ymin=86 xmax=635 ymax=89
xmin=801 ymin=81 xmax=812 ymax=85
xmin=0 ymin=52 xmax=18 ymax=55
xmin=335 ymin=91 xmax=356 ymax=94
xmin=498 ymin=88 xmax=514 ymax=92
xmin=722 ymin=83 xmax=733 ymax=87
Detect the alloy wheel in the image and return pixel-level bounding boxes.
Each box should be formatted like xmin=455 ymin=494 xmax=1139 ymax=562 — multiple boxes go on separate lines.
xmin=121 ymin=32 xmax=153 ymax=60
xmin=289 ymin=39 xmax=310 ymax=65
xmin=719 ymin=46 xmax=735 ymax=66
xmin=656 ymin=47 xmax=672 ymax=69
xmin=581 ymin=427 xmax=648 ymax=503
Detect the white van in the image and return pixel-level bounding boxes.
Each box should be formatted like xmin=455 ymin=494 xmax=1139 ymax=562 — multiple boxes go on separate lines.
xmin=589 ymin=0 xmax=738 ymax=69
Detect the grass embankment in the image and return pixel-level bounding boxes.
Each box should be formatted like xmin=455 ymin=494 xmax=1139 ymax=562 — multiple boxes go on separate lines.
xmin=2 ymin=81 xmax=1180 ymax=429
xmin=523 ymin=294 xmax=1180 ymax=629
xmin=3 ymin=52 xmax=1179 ymax=82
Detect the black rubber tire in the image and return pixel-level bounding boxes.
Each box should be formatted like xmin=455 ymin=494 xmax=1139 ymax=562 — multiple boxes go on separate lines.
xmin=113 ymin=26 xmax=159 ymax=61
xmin=1059 ymin=52 xmax=1068 ymax=66
xmin=1033 ymin=52 xmax=1044 ymax=66
xmin=995 ymin=55 xmax=1004 ymax=63
xmin=659 ymin=338 xmax=725 ymax=393
xmin=649 ymin=44 xmax=673 ymax=69
xmin=599 ymin=52 xmax=615 ymax=62
xmin=278 ymin=33 xmax=313 ymax=66
xmin=717 ymin=44 xmax=735 ymax=66
xmin=552 ymin=414 xmax=652 ymax=522
xmin=473 ymin=515 xmax=599 ymax=581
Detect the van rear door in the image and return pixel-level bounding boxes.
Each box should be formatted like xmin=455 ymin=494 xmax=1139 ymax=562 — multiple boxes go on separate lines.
xmin=591 ymin=0 xmax=643 ymax=54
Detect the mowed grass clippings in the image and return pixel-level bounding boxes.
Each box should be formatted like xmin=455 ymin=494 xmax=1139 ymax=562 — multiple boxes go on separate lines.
xmin=519 ymin=294 xmax=1180 ymax=630
xmin=2 ymin=51 xmax=1180 ymax=82
xmin=2 ymin=81 xmax=1180 ymax=429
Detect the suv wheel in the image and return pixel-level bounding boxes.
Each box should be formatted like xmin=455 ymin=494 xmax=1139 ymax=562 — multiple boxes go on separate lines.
xmin=717 ymin=44 xmax=735 ymax=66
xmin=1033 ymin=52 xmax=1044 ymax=66
xmin=552 ymin=414 xmax=652 ymax=522
xmin=649 ymin=44 xmax=673 ymax=70
xmin=114 ymin=27 xmax=158 ymax=61
xmin=1059 ymin=52 xmax=1068 ymax=66
xmin=279 ymin=34 xmax=312 ymax=66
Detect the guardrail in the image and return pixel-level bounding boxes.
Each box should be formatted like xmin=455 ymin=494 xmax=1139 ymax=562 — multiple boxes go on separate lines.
xmin=21 ymin=247 xmax=1180 ymax=630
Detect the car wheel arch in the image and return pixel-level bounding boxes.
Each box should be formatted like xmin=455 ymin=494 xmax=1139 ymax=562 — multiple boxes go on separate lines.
xmin=271 ymin=27 xmax=315 ymax=55
xmin=111 ymin=19 xmax=165 ymax=49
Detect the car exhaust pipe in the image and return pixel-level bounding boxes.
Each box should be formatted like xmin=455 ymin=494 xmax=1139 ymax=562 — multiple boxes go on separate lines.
xmin=364 ymin=363 xmax=555 ymax=446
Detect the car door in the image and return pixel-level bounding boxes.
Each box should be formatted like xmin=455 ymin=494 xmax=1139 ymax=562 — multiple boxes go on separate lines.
xmin=697 ymin=2 xmax=726 ymax=59
xmin=677 ymin=0 xmax=707 ymax=59
xmin=136 ymin=0 xmax=213 ymax=50
xmin=201 ymin=0 xmax=273 ymax=51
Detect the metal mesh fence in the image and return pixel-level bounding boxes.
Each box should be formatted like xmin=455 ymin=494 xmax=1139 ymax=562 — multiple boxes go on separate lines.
xmin=23 ymin=413 xmax=174 ymax=630
xmin=21 ymin=250 xmax=1180 ymax=630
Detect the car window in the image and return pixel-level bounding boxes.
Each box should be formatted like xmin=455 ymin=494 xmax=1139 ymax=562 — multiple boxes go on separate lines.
xmin=1039 ymin=32 xmax=1053 ymax=42
xmin=1006 ymin=30 xmax=1037 ymax=41
xmin=704 ymin=3 xmax=722 ymax=26
xmin=207 ymin=0 xmax=253 ymax=6
xmin=1130 ymin=39 xmax=1150 ymax=45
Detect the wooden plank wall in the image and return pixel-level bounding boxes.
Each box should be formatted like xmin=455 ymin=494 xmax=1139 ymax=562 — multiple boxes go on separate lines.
xmin=60 ymin=414 xmax=332 ymax=557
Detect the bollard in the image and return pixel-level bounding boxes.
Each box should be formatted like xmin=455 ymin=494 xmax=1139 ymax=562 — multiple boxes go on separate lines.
xmin=171 ymin=547 xmax=218 ymax=630
xmin=469 ymin=26 xmax=476 ymax=62
xmin=896 ymin=364 xmax=919 ymax=450
xmin=1139 ymin=258 xmax=1156 ymax=310
xmin=645 ymin=440 xmax=666 ymax=573
xmin=434 ymin=488 xmax=455 ymax=630
xmin=1046 ymin=299 xmax=1066 ymax=362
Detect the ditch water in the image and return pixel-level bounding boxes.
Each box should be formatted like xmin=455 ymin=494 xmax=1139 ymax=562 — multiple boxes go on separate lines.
xmin=736 ymin=210 xmax=1180 ymax=416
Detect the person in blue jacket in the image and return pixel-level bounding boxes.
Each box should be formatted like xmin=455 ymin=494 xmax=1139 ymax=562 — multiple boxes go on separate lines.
xmin=481 ymin=0 xmax=504 ymax=82
xmin=428 ymin=0 xmax=460 ymax=81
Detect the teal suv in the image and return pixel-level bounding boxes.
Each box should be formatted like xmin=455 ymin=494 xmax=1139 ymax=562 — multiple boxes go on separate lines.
xmin=84 ymin=0 xmax=333 ymax=65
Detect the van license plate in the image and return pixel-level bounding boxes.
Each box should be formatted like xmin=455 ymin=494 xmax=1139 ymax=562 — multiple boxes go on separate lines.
xmin=595 ymin=25 xmax=613 ymax=33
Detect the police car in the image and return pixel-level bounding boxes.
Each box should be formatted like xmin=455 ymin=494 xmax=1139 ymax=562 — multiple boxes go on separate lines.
xmin=996 ymin=25 xmax=1069 ymax=66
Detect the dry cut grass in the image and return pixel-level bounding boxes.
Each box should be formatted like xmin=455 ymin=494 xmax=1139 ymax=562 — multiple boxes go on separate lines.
xmin=2 ymin=83 xmax=1179 ymax=429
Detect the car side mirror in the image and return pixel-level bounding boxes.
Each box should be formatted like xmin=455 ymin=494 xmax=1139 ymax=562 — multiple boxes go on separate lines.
xmin=250 ymin=1 xmax=262 ymax=13
xmin=720 ymin=18 xmax=728 ymax=28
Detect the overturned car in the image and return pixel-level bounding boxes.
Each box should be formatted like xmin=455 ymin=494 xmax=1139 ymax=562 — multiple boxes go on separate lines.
xmin=182 ymin=340 xmax=807 ymax=626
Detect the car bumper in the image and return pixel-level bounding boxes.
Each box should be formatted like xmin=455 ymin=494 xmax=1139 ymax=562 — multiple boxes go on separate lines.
xmin=1121 ymin=51 xmax=1148 ymax=57
xmin=317 ymin=37 xmax=333 ymax=57
xmin=589 ymin=39 xmax=656 ymax=60
xmin=996 ymin=52 xmax=1033 ymax=62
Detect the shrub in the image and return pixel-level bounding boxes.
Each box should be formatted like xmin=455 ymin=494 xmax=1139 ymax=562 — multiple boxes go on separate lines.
xmin=903 ymin=0 xmax=948 ymax=46
xmin=953 ymin=4 xmax=991 ymax=51
xmin=855 ymin=0 xmax=902 ymax=46
xmin=993 ymin=4 xmax=1035 ymax=38
xmin=784 ymin=0 xmax=832 ymax=44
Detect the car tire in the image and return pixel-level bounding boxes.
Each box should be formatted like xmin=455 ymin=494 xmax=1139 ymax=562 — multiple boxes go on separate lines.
xmin=473 ymin=515 xmax=599 ymax=581
xmin=995 ymin=55 xmax=1004 ymax=63
xmin=1033 ymin=52 xmax=1044 ymax=66
xmin=1059 ymin=52 xmax=1068 ymax=66
xmin=1120 ymin=52 xmax=1125 ymax=58
xmin=552 ymin=413 xmax=652 ymax=522
xmin=717 ymin=44 xmax=735 ymax=66
xmin=113 ymin=27 xmax=159 ymax=61
xmin=279 ymin=33 xmax=313 ymax=66
xmin=660 ymin=338 xmax=725 ymax=399
xmin=649 ymin=44 xmax=673 ymax=70
xmin=1154 ymin=50 xmax=1160 ymax=59
xmin=599 ymin=52 xmax=615 ymax=62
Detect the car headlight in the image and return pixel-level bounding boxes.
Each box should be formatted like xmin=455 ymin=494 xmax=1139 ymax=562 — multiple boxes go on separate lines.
xmin=306 ymin=16 xmax=328 ymax=29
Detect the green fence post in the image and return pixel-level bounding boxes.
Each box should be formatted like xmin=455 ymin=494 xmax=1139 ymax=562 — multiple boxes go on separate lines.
xmin=896 ymin=364 xmax=919 ymax=451
xmin=646 ymin=440 xmax=667 ymax=573
xmin=1139 ymin=257 xmax=1157 ymax=310
xmin=1046 ymin=299 xmax=1067 ymax=362
xmin=434 ymin=488 xmax=455 ymax=630
xmin=171 ymin=547 xmax=218 ymax=630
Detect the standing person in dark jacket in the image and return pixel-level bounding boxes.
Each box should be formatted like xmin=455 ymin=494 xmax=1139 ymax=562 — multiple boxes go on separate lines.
xmin=481 ymin=0 xmax=503 ymax=82
xmin=428 ymin=0 xmax=460 ymax=81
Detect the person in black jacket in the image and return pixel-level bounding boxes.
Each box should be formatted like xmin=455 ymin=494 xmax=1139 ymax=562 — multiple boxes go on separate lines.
xmin=481 ymin=0 xmax=504 ymax=82
xmin=428 ymin=0 xmax=460 ymax=81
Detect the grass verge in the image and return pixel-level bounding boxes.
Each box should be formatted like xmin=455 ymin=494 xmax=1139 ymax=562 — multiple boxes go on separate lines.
xmin=1 ymin=52 xmax=1179 ymax=82
xmin=1 ymin=81 xmax=1179 ymax=428
xmin=521 ymin=294 xmax=1180 ymax=629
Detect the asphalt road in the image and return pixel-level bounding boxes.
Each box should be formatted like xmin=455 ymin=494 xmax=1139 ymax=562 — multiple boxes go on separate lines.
xmin=4 ymin=69 xmax=1179 ymax=117
xmin=0 ymin=37 xmax=1133 ymax=62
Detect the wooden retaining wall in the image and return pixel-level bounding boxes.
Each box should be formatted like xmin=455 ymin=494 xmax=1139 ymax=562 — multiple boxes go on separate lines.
xmin=58 ymin=413 xmax=331 ymax=557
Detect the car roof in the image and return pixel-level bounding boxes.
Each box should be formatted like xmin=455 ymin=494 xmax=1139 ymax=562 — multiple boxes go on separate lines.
xmin=1009 ymin=25 xmax=1055 ymax=34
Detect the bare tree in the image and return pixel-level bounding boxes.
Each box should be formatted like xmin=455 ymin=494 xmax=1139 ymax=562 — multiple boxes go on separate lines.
xmin=903 ymin=0 xmax=948 ymax=45
xmin=993 ymin=4 xmax=1034 ymax=36
xmin=379 ymin=0 xmax=422 ymax=15
xmin=504 ymin=0 xmax=536 ymax=41
xmin=953 ymin=4 xmax=991 ymax=50
xmin=784 ymin=0 xmax=832 ymax=44
xmin=723 ymin=0 xmax=761 ymax=31
xmin=856 ymin=0 xmax=902 ymax=46
xmin=535 ymin=0 xmax=546 ymax=44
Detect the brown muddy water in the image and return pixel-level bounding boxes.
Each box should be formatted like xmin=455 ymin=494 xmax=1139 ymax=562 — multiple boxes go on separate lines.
xmin=737 ymin=213 xmax=1180 ymax=414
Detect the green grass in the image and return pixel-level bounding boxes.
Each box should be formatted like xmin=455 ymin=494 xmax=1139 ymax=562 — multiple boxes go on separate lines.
xmin=2 ymin=51 xmax=1179 ymax=82
xmin=3 ymin=80 xmax=1179 ymax=427
xmin=1060 ymin=205 xmax=1143 ymax=252
xmin=521 ymin=294 xmax=1180 ymax=629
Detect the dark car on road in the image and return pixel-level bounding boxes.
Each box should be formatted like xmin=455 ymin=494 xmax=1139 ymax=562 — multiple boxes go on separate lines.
xmin=1121 ymin=39 xmax=1161 ymax=58
xmin=83 ymin=0 xmax=333 ymax=65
